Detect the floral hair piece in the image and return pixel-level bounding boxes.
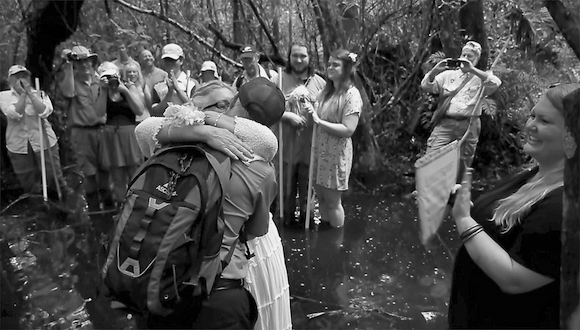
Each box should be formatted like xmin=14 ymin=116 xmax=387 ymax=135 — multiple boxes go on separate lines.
xmin=347 ymin=52 xmax=358 ymax=63
xmin=163 ymin=103 xmax=206 ymax=126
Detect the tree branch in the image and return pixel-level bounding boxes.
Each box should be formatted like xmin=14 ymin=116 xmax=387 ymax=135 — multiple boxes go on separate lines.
xmin=112 ymin=0 xmax=241 ymax=67
xmin=245 ymin=0 xmax=280 ymax=57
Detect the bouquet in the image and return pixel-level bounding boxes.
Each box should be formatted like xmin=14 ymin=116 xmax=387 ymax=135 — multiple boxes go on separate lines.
xmin=163 ymin=103 xmax=206 ymax=126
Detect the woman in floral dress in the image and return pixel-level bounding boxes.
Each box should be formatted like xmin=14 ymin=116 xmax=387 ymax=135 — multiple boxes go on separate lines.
xmin=307 ymin=49 xmax=363 ymax=228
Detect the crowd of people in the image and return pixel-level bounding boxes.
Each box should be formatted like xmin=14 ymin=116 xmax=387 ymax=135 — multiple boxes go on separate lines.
xmin=1 ymin=37 xmax=578 ymax=329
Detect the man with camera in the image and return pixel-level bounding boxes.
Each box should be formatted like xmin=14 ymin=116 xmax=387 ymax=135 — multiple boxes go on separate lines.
xmin=420 ymin=41 xmax=501 ymax=177
xmin=59 ymin=45 xmax=114 ymax=211
xmin=0 ymin=65 xmax=66 ymax=196
xmin=150 ymin=43 xmax=197 ymax=116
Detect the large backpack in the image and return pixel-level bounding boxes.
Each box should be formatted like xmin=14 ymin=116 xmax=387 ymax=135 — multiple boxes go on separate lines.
xmin=100 ymin=144 xmax=233 ymax=316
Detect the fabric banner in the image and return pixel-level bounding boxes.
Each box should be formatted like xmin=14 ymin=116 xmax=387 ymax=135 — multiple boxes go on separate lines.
xmin=414 ymin=140 xmax=460 ymax=244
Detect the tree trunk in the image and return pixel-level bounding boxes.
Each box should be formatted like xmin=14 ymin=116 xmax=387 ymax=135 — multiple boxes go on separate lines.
xmin=232 ymin=0 xmax=244 ymax=44
xmin=561 ymin=89 xmax=580 ymax=329
xmin=460 ymin=0 xmax=489 ymax=70
xmin=436 ymin=0 xmax=462 ymax=58
xmin=272 ymin=0 xmax=280 ymax=44
xmin=25 ymin=0 xmax=85 ymax=88
xmin=545 ymin=0 xmax=580 ymax=61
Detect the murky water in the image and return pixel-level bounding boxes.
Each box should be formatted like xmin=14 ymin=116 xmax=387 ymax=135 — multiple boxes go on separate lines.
xmin=1 ymin=185 xmax=462 ymax=329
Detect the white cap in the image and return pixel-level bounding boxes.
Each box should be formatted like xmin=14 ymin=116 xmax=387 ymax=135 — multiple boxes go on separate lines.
xmin=97 ymin=62 xmax=120 ymax=78
xmin=200 ymin=61 xmax=219 ymax=79
xmin=161 ymin=43 xmax=184 ymax=60
xmin=8 ymin=65 xmax=31 ymax=78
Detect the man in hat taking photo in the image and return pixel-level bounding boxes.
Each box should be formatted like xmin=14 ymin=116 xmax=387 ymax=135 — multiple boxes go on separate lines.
xmin=0 ymin=65 xmax=66 ymax=196
xmin=151 ymin=43 xmax=197 ymax=116
xmin=232 ymin=45 xmax=277 ymax=91
xmin=59 ymin=45 xmax=114 ymax=211
xmin=420 ymin=41 xmax=502 ymax=178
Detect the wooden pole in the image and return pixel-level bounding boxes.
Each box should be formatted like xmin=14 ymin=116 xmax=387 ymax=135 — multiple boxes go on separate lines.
xmin=305 ymin=122 xmax=316 ymax=230
xmin=561 ymin=87 xmax=580 ymax=329
xmin=278 ymin=66 xmax=284 ymax=219
xmin=35 ymin=78 xmax=48 ymax=201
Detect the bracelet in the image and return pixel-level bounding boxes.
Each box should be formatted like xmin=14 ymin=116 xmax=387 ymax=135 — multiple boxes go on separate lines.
xmin=459 ymin=224 xmax=482 ymax=242
xmin=214 ymin=113 xmax=223 ymax=127
xmin=462 ymin=226 xmax=484 ymax=244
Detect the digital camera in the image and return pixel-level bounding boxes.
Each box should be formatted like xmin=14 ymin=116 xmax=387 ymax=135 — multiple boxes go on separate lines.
xmin=447 ymin=59 xmax=462 ymax=68
xmin=66 ymin=52 xmax=89 ymax=61
xmin=105 ymin=75 xmax=120 ymax=88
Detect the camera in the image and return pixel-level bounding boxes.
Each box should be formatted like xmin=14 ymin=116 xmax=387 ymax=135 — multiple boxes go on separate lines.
xmin=104 ymin=75 xmax=120 ymax=88
xmin=66 ymin=52 xmax=89 ymax=62
xmin=447 ymin=59 xmax=462 ymax=68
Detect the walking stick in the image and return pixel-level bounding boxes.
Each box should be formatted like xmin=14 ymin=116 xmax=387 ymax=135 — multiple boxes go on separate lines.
xmin=278 ymin=67 xmax=284 ymax=219
xmin=305 ymin=118 xmax=316 ymax=230
xmin=35 ymin=78 xmax=48 ymax=202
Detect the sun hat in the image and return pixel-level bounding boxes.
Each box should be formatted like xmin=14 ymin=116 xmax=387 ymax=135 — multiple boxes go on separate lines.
xmin=238 ymin=77 xmax=285 ymax=127
xmin=7 ymin=65 xmax=31 ymax=78
xmin=70 ymin=45 xmax=98 ymax=60
xmin=200 ymin=61 xmax=219 ymax=79
xmin=239 ymin=45 xmax=258 ymax=59
xmin=161 ymin=43 xmax=184 ymax=60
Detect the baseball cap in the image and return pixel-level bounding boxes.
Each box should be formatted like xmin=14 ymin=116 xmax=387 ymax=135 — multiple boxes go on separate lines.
xmin=70 ymin=45 xmax=98 ymax=59
xmin=200 ymin=61 xmax=219 ymax=79
xmin=239 ymin=45 xmax=257 ymax=59
xmin=7 ymin=65 xmax=31 ymax=78
xmin=161 ymin=43 xmax=184 ymax=60
xmin=462 ymin=41 xmax=482 ymax=57
xmin=238 ymin=77 xmax=285 ymax=127
xmin=97 ymin=62 xmax=120 ymax=78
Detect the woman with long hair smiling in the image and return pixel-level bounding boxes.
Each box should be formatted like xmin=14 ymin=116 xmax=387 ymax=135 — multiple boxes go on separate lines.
xmin=449 ymin=83 xmax=580 ymax=328
xmin=306 ymin=49 xmax=363 ymax=228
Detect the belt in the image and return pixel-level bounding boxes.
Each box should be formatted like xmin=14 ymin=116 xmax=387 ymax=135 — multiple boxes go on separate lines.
xmin=212 ymin=278 xmax=244 ymax=292
xmin=442 ymin=115 xmax=477 ymax=122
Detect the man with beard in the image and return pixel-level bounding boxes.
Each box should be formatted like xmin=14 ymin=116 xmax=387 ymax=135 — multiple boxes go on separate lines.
xmin=273 ymin=44 xmax=326 ymax=227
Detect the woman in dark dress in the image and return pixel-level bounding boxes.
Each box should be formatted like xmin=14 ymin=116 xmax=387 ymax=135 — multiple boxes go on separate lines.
xmin=448 ymin=83 xmax=580 ymax=329
xmin=96 ymin=62 xmax=144 ymax=205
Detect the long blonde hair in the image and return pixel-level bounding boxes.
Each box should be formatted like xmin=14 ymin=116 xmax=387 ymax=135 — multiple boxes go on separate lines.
xmin=491 ymin=83 xmax=580 ymax=233
xmin=491 ymin=170 xmax=563 ymax=233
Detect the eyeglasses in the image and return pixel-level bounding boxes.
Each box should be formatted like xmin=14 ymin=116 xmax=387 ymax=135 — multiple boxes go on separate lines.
xmin=548 ymin=83 xmax=561 ymax=89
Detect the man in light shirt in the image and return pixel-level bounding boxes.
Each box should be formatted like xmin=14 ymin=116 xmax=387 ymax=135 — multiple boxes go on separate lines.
xmin=232 ymin=45 xmax=277 ymax=90
xmin=420 ymin=41 xmax=501 ymax=176
xmin=0 ymin=65 xmax=65 ymax=195
xmin=150 ymin=43 xmax=197 ymax=116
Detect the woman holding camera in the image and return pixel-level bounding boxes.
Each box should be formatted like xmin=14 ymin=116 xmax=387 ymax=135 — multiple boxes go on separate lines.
xmin=448 ymin=84 xmax=580 ymax=328
xmin=96 ymin=62 xmax=144 ymax=206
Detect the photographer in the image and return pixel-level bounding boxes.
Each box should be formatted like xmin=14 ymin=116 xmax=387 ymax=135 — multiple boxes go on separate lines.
xmin=0 ymin=65 xmax=65 ymax=195
xmin=95 ymin=62 xmax=144 ymax=207
xmin=58 ymin=45 xmax=114 ymax=211
xmin=420 ymin=41 xmax=501 ymax=180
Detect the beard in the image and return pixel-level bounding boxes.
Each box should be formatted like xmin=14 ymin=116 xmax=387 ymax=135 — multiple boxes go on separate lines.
xmin=291 ymin=65 xmax=308 ymax=75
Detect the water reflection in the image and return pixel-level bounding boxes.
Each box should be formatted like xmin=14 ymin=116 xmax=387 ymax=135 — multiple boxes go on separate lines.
xmin=1 ymin=188 xmax=461 ymax=329
xmin=281 ymin=193 xmax=460 ymax=329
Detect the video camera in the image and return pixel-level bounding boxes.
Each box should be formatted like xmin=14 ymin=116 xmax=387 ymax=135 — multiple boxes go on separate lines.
xmin=447 ymin=59 xmax=462 ymax=69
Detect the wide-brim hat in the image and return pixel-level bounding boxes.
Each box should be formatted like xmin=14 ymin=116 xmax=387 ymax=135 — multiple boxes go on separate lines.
xmin=71 ymin=45 xmax=98 ymax=60
xmin=238 ymin=77 xmax=285 ymax=127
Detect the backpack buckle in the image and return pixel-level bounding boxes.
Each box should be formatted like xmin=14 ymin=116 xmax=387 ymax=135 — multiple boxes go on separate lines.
xmin=118 ymin=257 xmax=141 ymax=277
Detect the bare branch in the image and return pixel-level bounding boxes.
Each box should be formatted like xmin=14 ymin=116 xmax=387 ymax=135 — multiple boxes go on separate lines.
xmin=112 ymin=0 xmax=241 ymax=67
xmin=245 ymin=0 xmax=280 ymax=57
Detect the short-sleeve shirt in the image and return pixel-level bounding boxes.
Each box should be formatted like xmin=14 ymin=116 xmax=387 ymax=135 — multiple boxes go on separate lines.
xmin=152 ymin=71 xmax=197 ymax=107
xmin=67 ymin=74 xmax=106 ymax=127
xmin=448 ymin=167 xmax=562 ymax=329
xmin=220 ymin=160 xmax=277 ymax=280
